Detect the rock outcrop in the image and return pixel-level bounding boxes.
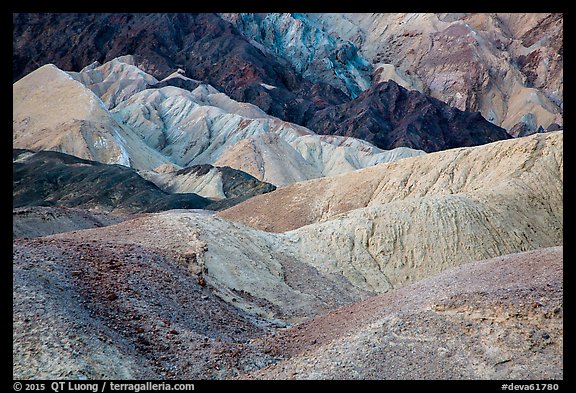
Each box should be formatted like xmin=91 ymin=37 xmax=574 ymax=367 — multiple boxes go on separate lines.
xmin=219 ymin=13 xmax=372 ymax=98
xmin=216 ymin=133 xmax=425 ymax=186
xmin=306 ymin=80 xmax=511 ymax=152
xmin=306 ymin=13 xmax=563 ymax=133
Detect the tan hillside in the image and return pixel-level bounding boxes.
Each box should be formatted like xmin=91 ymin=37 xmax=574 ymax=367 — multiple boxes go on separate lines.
xmin=214 ymin=133 xmax=323 ymax=186
xmin=14 ymin=58 xmax=424 ymax=189
xmin=68 ymin=55 xmax=159 ymax=109
xmin=45 ymin=212 xmax=371 ymax=324
xmin=219 ymin=132 xmax=562 ymax=291
xmin=219 ymin=132 xmax=562 ymax=232
xmin=41 ymin=133 xmax=562 ymax=311
xmin=13 ymin=64 xmax=130 ymax=166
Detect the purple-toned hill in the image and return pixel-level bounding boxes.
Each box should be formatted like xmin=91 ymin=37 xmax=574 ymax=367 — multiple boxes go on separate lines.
xmin=306 ymin=80 xmax=512 ymax=152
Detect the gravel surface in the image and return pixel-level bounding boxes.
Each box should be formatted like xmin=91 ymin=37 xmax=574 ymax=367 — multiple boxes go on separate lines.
xmin=13 ymin=237 xmax=277 ymax=379
xmin=245 ymin=246 xmax=563 ymax=379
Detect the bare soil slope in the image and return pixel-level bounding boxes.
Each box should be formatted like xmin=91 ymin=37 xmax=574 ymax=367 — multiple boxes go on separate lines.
xmin=14 ymin=242 xmax=562 ymax=380
xmin=247 ymin=246 xmax=563 ymax=379
xmin=219 ymin=132 xmax=562 ymax=233
xmin=218 ymin=132 xmax=562 ymax=292
xmin=38 ymin=212 xmax=371 ymax=324
xmin=13 ymin=236 xmax=278 ymax=380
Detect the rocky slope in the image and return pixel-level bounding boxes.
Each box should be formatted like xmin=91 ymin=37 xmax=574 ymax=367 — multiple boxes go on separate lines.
xmin=109 ymin=83 xmax=310 ymax=170
xmin=68 ymin=55 xmax=159 ymax=110
xmin=13 ymin=149 xmax=211 ymax=214
xmin=13 ymin=148 xmax=277 ymax=213
xmin=219 ymin=132 xmax=562 ymax=231
xmin=13 ymin=234 xmax=279 ymax=379
xmin=306 ymin=13 xmax=563 ymax=133
xmin=219 ymin=13 xmax=372 ymax=98
xmin=15 ymin=133 xmax=560 ymax=318
xmin=13 ymin=236 xmax=562 ymax=379
xmin=13 ymin=14 xmax=513 ymax=154
xmin=12 ymin=133 xmax=564 ymax=380
xmin=12 ymin=13 xmax=348 ymax=126
xmin=12 ymin=13 xmax=563 ymax=381
xmin=44 ymin=212 xmax=372 ymax=324
xmin=307 ymin=79 xmax=511 ymax=152
xmin=14 ymin=57 xmax=425 ymax=187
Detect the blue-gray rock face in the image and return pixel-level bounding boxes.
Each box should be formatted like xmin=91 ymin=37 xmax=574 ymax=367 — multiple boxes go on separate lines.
xmin=219 ymin=13 xmax=372 ymax=99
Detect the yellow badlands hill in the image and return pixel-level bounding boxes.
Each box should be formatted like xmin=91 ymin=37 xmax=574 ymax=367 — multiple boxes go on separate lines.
xmin=219 ymin=132 xmax=562 ymax=291
xmin=35 ymin=133 xmax=563 ymax=322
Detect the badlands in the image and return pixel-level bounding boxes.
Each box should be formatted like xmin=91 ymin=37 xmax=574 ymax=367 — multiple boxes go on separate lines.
xmin=13 ymin=13 xmax=562 ymax=381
